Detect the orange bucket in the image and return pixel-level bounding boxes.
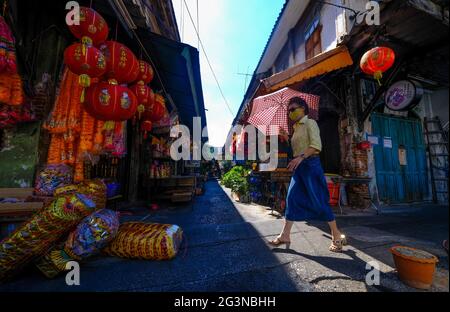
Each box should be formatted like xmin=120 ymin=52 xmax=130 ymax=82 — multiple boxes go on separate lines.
xmin=390 ymin=246 xmax=439 ymax=290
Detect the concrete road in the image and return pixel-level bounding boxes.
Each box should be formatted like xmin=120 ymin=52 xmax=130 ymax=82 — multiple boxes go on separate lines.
xmin=0 ymin=180 xmax=448 ymax=292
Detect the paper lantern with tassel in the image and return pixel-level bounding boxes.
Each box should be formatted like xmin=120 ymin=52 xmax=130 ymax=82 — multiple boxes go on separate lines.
xmin=129 ymin=82 xmax=154 ymax=120
xmin=135 ymin=60 xmax=154 ymax=85
xmin=68 ymin=7 xmax=109 ymax=47
xmin=143 ymin=94 xmax=166 ymax=122
xmin=99 ymin=41 xmax=139 ymax=84
xmin=84 ymin=79 xmax=138 ymax=121
xmin=360 ymin=47 xmax=395 ymax=85
xmin=64 ymin=42 xmax=106 ymax=93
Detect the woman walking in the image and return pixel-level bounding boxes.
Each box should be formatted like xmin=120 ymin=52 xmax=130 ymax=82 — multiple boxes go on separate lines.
xmin=269 ymin=97 xmax=347 ymax=252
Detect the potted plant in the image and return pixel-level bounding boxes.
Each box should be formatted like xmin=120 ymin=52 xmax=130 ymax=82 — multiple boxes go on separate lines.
xmin=231 ymin=175 xmax=250 ymax=203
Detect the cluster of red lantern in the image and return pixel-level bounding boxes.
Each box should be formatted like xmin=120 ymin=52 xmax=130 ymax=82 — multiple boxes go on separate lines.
xmin=360 ymin=46 xmax=396 ymax=85
xmin=63 ymin=6 xmax=166 ymax=130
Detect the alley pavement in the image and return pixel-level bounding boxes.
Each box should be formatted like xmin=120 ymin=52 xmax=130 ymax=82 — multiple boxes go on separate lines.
xmin=0 ymin=180 xmax=448 ymax=292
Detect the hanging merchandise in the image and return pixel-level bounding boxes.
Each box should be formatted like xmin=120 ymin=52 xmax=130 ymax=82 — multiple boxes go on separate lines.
xmin=135 ymin=60 xmax=154 ymax=85
xmin=360 ymin=46 xmax=395 ymax=85
xmin=0 ymin=16 xmax=24 ymax=106
xmin=104 ymin=222 xmax=184 ymax=261
xmin=64 ymin=42 xmax=106 ymax=96
xmin=99 ymin=41 xmax=139 ymax=84
xmin=141 ymin=120 xmax=152 ymax=139
xmin=67 ymin=7 xmax=109 ymax=47
xmin=84 ymin=80 xmax=138 ymax=121
xmin=143 ymin=93 xmax=166 ymax=122
xmin=35 ymin=209 xmax=119 ymax=278
xmin=0 ymin=15 xmax=18 ymax=74
xmin=129 ymin=83 xmax=154 ymax=120
xmin=111 ymin=121 xmax=127 ymax=157
xmin=0 ymin=193 xmax=96 ymax=282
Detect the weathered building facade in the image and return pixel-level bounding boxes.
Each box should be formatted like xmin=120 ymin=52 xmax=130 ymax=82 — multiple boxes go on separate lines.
xmin=232 ymin=0 xmax=449 ymax=207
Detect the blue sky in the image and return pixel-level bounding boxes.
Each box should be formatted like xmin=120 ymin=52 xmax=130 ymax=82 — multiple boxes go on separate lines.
xmin=174 ymin=0 xmax=285 ymax=147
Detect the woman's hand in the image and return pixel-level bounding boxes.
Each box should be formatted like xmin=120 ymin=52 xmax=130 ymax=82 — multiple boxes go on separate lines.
xmin=287 ymin=156 xmax=303 ymax=172
xmin=279 ymin=129 xmax=289 ymax=143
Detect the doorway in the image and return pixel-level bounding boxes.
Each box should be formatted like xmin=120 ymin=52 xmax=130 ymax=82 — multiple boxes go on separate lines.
xmin=371 ymin=113 xmax=429 ymax=203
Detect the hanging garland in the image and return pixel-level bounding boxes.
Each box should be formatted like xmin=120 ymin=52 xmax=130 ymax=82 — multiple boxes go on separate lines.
xmin=0 ymin=15 xmax=24 ymax=106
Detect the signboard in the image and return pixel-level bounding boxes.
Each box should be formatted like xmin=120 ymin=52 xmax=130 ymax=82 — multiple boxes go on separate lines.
xmin=385 ymin=80 xmax=424 ymax=111
xmin=383 ymin=137 xmax=393 ymax=149
xmin=399 ymin=147 xmax=407 ymax=166
xmin=367 ymin=135 xmax=379 ymax=146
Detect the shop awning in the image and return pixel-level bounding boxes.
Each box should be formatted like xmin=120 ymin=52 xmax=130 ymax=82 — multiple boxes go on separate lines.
xmin=262 ymin=45 xmax=354 ymax=93
xmin=127 ymin=28 xmax=208 ymax=135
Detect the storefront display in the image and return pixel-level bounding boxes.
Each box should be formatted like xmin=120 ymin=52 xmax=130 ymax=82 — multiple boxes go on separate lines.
xmin=0 ymin=193 xmax=96 ymax=281
xmin=35 ymin=208 xmax=119 ymax=278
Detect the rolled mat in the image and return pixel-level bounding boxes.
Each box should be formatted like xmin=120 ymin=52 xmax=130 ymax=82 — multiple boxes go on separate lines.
xmin=104 ymin=222 xmax=183 ymax=261
xmin=0 ymin=193 xmax=96 ymax=282
xmin=54 ymin=179 xmax=107 ymax=210
xmin=35 ymin=209 xmax=119 ymax=278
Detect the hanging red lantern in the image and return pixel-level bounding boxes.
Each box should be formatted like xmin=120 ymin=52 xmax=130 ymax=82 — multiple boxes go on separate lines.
xmin=84 ymin=79 xmax=138 ymax=121
xmin=141 ymin=120 xmax=153 ymax=139
xmin=360 ymin=47 xmax=396 ymax=84
xmin=142 ymin=94 xmax=166 ymax=122
xmin=68 ymin=7 xmax=109 ymax=46
xmin=99 ymin=41 xmax=139 ymax=84
xmin=64 ymin=42 xmax=106 ymax=90
xmin=135 ymin=60 xmax=154 ymax=85
xmin=129 ymin=82 xmax=155 ymax=119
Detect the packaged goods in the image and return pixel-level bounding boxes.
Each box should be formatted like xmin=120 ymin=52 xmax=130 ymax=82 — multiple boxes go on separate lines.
xmin=34 ymin=164 xmax=74 ymax=196
xmin=104 ymin=222 xmax=183 ymax=261
xmin=35 ymin=209 xmax=119 ymax=278
xmin=0 ymin=193 xmax=96 ymax=281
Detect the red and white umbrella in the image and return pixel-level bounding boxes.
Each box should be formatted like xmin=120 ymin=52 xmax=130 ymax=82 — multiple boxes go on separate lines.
xmin=247 ymin=87 xmax=320 ymax=136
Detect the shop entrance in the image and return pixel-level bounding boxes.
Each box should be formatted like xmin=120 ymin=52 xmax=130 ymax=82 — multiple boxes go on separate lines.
xmin=371 ymin=113 xmax=428 ymax=203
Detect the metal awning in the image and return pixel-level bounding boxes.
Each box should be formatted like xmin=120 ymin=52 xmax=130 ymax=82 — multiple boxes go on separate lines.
xmin=261 ymin=45 xmax=354 ymax=93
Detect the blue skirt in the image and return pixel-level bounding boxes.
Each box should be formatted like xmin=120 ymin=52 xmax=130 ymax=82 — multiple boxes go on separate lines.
xmin=285 ymin=157 xmax=335 ymax=222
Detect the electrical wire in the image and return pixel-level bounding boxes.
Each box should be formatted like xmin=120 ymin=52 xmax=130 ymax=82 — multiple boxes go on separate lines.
xmin=182 ymin=0 xmax=235 ymax=117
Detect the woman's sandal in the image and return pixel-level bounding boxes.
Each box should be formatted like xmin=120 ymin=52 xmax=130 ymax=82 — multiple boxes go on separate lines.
xmin=268 ymin=238 xmax=291 ymax=249
xmin=329 ymin=238 xmax=344 ymax=253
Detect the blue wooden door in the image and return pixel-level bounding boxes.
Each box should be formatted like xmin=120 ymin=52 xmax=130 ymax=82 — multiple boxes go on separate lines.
xmin=371 ymin=113 xmax=428 ymax=203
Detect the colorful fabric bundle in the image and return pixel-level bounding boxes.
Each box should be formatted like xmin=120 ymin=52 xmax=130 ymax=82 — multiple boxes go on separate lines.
xmin=35 ymin=209 xmax=119 ymax=278
xmin=0 ymin=193 xmax=96 ymax=281
xmin=54 ymin=179 xmax=107 ymax=209
xmin=0 ymin=16 xmax=24 ymax=106
xmin=104 ymin=222 xmax=184 ymax=261
xmin=34 ymin=164 xmax=74 ymax=196
xmin=0 ymin=16 xmax=17 ymax=74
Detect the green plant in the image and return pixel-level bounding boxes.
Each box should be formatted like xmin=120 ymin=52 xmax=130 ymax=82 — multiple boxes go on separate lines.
xmin=221 ymin=166 xmax=250 ymax=196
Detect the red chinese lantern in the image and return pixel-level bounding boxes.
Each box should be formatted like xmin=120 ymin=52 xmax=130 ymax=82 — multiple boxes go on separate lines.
xmin=143 ymin=94 xmax=166 ymax=122
xmin=129 ymin=82 xmax=155 ymax=119
xmin=135 ymin=60 xmax=154 ymax=85
xmin=141 ymin=120 xmax=153 ymax=139
xmin=64 ymin=42 xmax=106 ymax=90
xmin=99 ymin=41 xmax=139 ymax=84
xmin=68 ymin=7 xmax=109 ymax=46
xmin=84 ymin=80 xmax=138 ymax=121
xmin=360 ymin=47 xmax=395 ymax=84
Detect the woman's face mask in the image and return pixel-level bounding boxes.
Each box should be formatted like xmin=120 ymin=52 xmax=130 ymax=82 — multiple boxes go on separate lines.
xmin=289 ymin=107 xmax=304 ymax=122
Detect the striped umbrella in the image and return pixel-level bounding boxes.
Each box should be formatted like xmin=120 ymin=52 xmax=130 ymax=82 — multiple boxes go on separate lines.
xmin=247 ymin=87 xmax=320 ymax=136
